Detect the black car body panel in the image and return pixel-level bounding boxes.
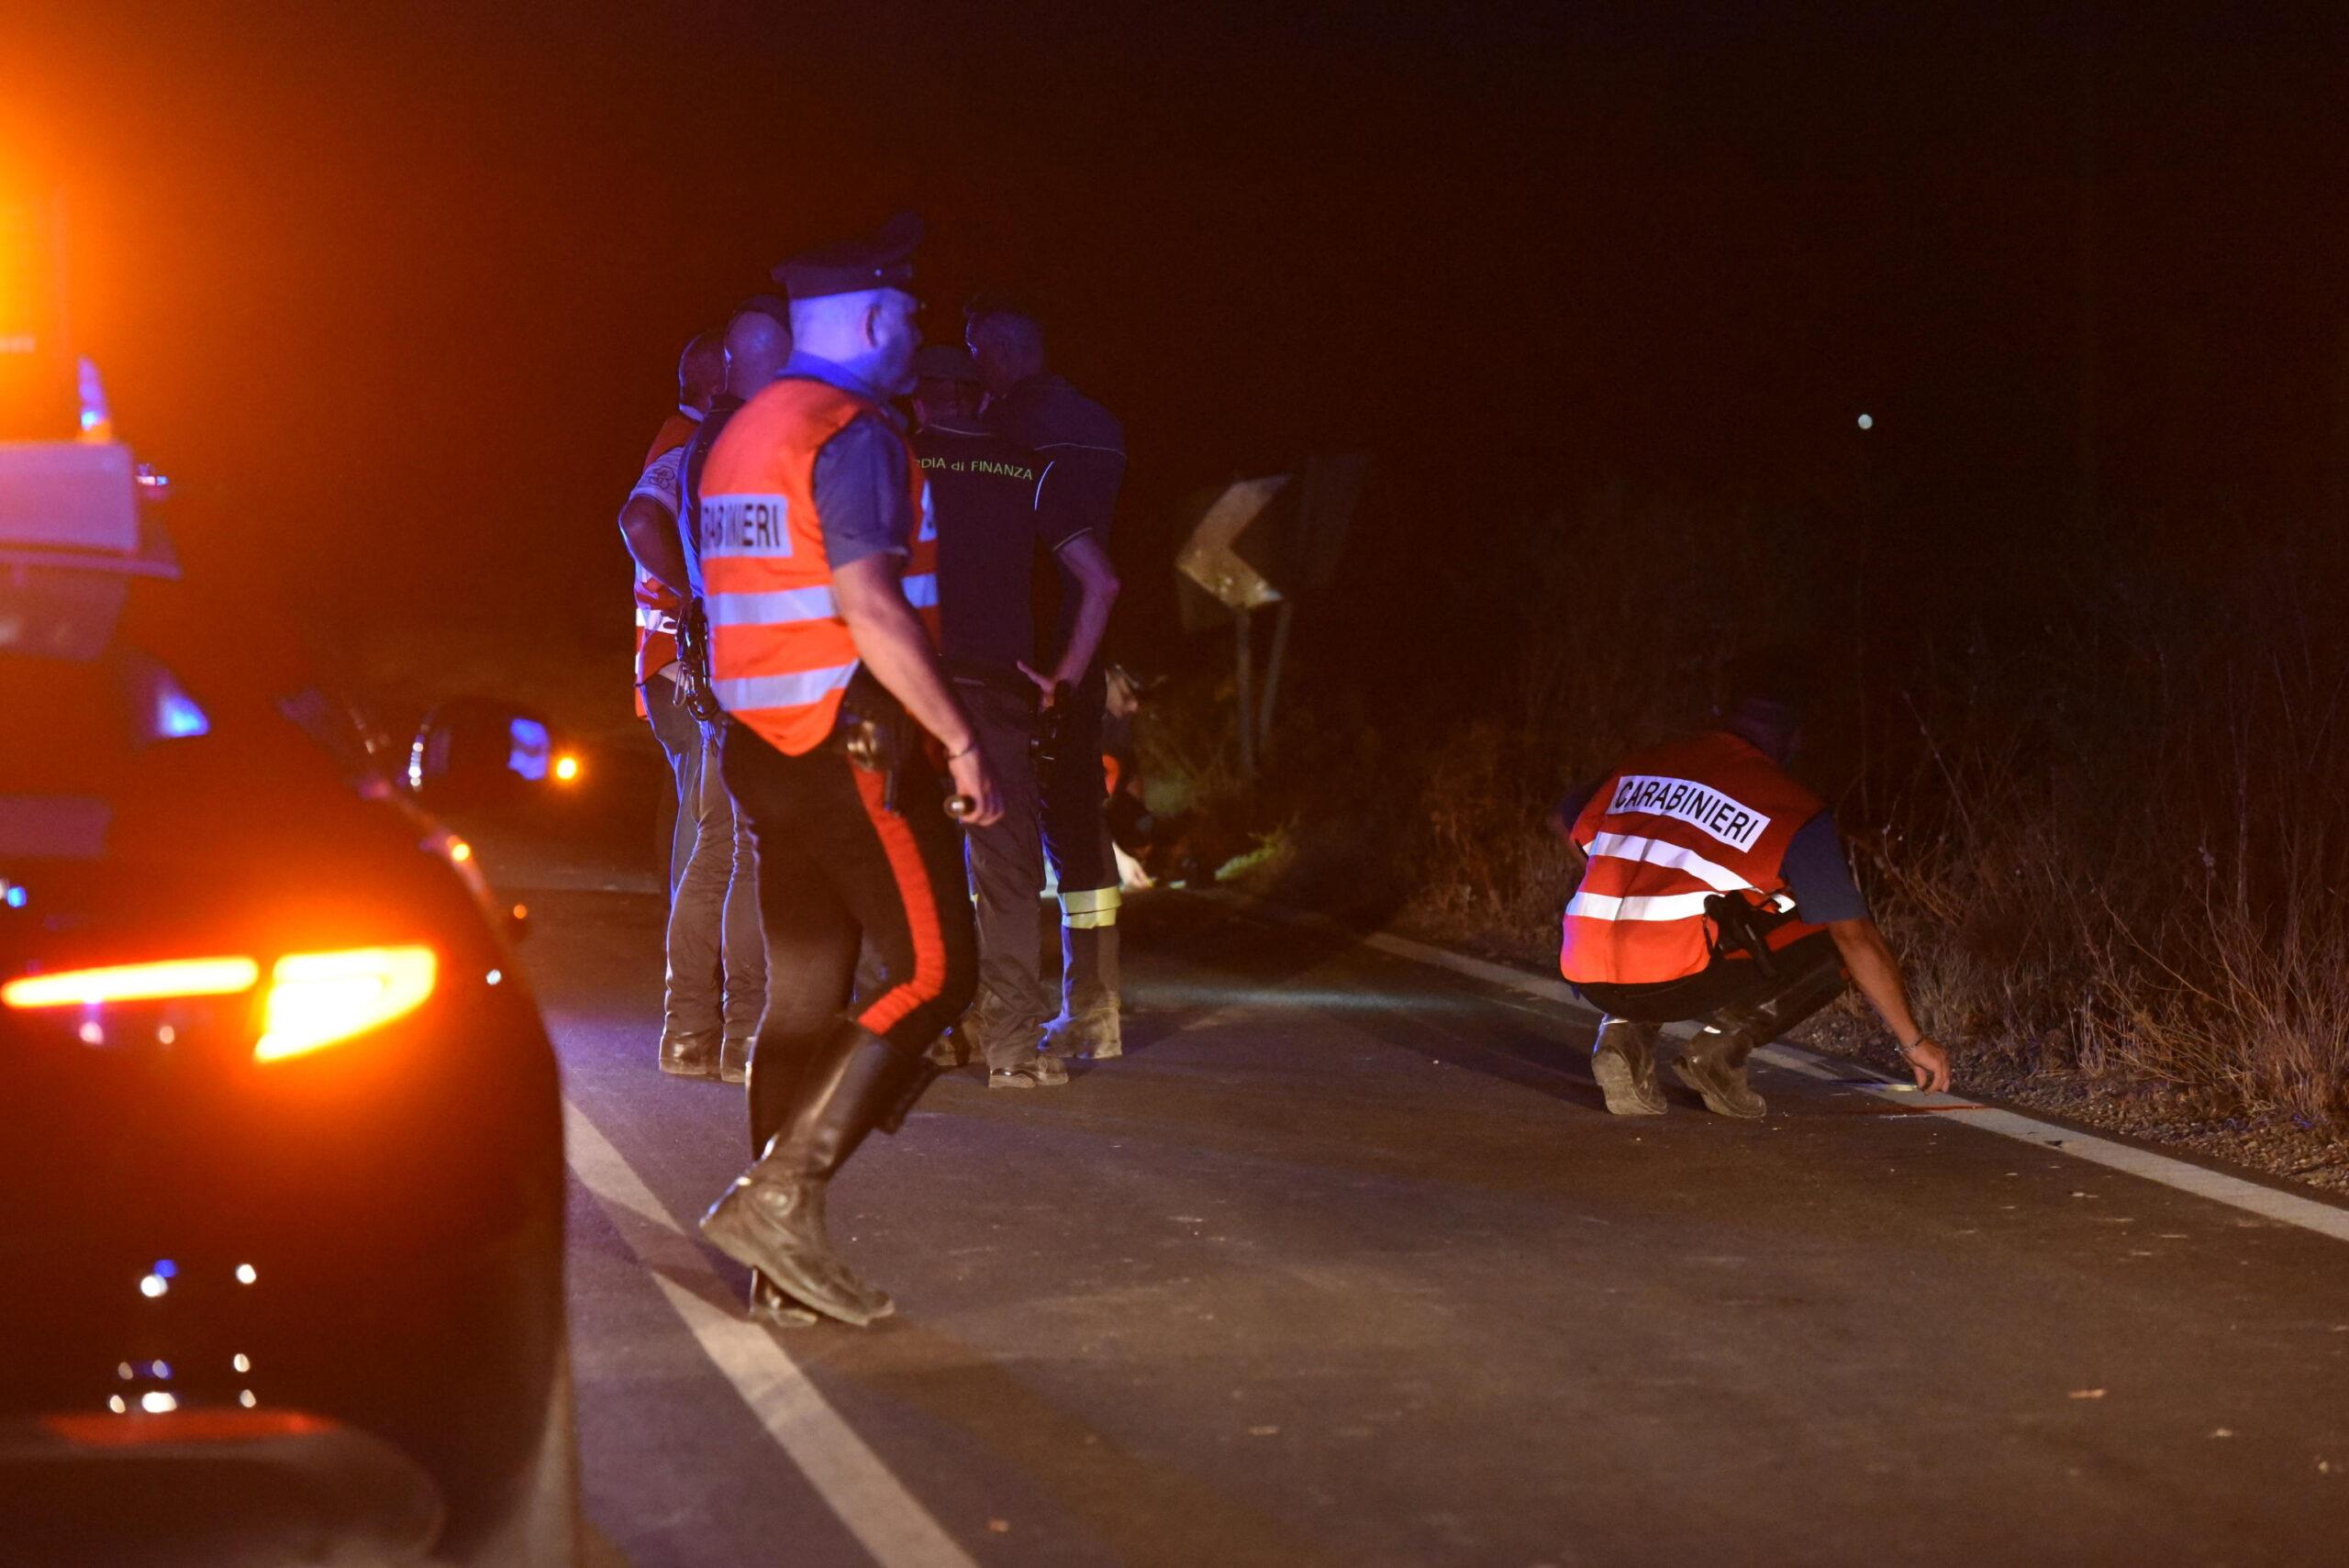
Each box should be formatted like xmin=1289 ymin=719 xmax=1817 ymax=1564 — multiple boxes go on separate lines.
xmin=0 ymin=533 xmax=576 ymax=1562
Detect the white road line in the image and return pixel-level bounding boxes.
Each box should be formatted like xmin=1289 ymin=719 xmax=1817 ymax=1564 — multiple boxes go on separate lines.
xmin=1198 ymin=890 xmax=2349 ymax=1245
xmin=562 ymin=1098 xmax=980 ymax=1568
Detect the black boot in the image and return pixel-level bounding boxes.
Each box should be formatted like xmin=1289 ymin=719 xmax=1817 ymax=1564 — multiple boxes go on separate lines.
xmin=1590 ymin=1017 xmax=1667 ymax=1116
xmin=1675 ymin=1021 xmax=1768 ymax=1118
xmin=700 ymin=1023 xmax=931 ymax=1326
xmin=749 ymin=1272 xmax=819 ymax=1329
xmin=1676 ymin=934 xmax=1851 ymax=1118
xmin=658 ymin=1030 xmax=719 ymax=1078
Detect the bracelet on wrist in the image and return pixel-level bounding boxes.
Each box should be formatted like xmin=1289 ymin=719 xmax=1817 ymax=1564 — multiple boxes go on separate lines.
xmin=944 ymin=740 xmax=976 ymax=762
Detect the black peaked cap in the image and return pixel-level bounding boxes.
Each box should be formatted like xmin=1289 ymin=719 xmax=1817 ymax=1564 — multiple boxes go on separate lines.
xmin=773 ymin=212 xmax=923 ymax=300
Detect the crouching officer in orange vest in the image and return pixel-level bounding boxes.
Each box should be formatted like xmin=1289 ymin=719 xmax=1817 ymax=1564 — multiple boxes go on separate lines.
xmin=1553 ymin=658 xmax=1953 ymax=1118
xmin=693 ymin=215 xmax=1003 ymax=1328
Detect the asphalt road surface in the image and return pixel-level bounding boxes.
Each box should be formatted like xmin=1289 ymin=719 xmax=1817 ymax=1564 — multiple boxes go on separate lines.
xmin=505 ymin=857 xmax=2349 ymax=1567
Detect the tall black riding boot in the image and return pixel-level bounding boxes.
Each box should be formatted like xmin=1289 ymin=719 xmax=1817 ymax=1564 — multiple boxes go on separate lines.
xmin=699 ymin=1023 xmax=933 ymax=1326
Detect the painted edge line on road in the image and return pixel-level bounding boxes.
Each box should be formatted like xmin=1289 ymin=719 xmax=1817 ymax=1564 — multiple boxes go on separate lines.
xmin=1195 ymin=888 xmax=2349 ymax=1246
xmin=561 ymin=1098 xmax=980 ymax=1568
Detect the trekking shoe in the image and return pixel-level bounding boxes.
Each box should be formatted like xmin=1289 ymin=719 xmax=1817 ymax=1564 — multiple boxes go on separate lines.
xmin=988 ymin=1062 xmax=1067 ymax=1089
xmin=749 ymin=1271 xmax=819 ymax=1329
xmin=1590 ymin=1018 xmax=1667 ymax=1116
xmin=1675 ymin=1029 xmax=1768 ymax=1119
xmin=718 ymin=1036 xmax=753 ymax=1084
xmin=1041 ymin=1006 xmax=1121 ymax=1062
xmin=659 ymin=1032 xmax=719 ymax=1079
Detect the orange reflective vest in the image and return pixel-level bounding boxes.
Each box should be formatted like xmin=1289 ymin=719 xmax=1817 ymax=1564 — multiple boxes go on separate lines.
xmin=696 ymin=377 xmax=938 ymax=757
xmin=630 ymin=408 xmax=698 ymax=716
xmin=1559 ymin=730 xmax=1825 ymax=986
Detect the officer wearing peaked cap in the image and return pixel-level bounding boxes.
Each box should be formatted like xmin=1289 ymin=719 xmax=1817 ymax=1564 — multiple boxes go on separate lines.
xmin=694 ymin=215 xmax=1004 ymax=1328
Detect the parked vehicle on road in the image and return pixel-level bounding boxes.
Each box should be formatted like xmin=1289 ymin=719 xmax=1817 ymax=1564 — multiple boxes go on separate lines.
xmin=0 ymin=420 xmax=579 ymax=1563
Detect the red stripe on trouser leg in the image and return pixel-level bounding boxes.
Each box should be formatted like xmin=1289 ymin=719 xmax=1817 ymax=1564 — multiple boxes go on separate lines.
xmin=848 ymin=766 xmax=950 ymax=1039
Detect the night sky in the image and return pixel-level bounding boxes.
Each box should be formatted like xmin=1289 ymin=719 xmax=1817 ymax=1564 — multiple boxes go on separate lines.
xmin=6 ymin=2 xmax=2344 ymax=671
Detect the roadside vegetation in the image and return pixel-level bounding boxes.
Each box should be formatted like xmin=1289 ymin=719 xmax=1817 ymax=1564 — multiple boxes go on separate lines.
xmin=1137 ymin=484 xmax=2349 ymax=1153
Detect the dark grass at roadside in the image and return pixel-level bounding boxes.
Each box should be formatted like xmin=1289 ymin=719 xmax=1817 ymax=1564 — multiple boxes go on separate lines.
xmin=1134 ymin=480 xmax=2349 ymax=1178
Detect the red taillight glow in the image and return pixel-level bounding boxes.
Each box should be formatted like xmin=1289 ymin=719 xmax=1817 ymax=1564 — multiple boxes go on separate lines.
xmin=254 ymin=946 xmax=437 ymax=1062
xmin=4 ymin=946 xmax=438 ymax=1062
xmin=1 ymin=957 xmax=260 ymax=1009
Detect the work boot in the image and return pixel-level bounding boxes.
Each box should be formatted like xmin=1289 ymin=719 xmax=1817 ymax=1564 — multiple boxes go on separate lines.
xmin=952 ymin=985 xmax=1041 ymax=1072
xmin=659 ymin=1031 xmax=719 ymax=1079
xmin=699 ymin=1023 xmax=931 ymax=1326
xmin=1590 ymin=1017 xmax=1667 ymax=1116
xmin=1047 ymin=919 xmax=1122 ymax=1059
xmin=1041 ymin=1005 xmax=1120 ymax=1061
xmin=986 ymin=1053 xmax=1070 ymax=1089
xmin=718 ymin=1036 xmax=753 ymax=1084
xmin=1675 ymin=1023 xmax=1768 ymax=1118
xmin=748 ymin=1272 xmax=819 ymax=1329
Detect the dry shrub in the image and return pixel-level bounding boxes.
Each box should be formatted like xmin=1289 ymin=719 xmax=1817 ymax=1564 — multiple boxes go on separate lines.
xmin=1870 ymin=573 xmax=2349 ymax=1123
xmin=1177 ymin=483 xmax=2349 ymax=1128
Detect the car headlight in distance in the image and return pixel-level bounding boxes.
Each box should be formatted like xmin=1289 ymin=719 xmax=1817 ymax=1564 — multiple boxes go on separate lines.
xmin=254 ymin=947 xmax=437 ymax=1062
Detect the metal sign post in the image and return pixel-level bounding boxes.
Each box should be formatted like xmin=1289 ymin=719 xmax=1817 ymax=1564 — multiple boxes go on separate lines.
xmin=1174 ymin=457 xmax=1367 ymax=784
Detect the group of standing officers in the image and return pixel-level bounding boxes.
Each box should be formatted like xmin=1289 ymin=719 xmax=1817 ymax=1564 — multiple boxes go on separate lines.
xmin=615 ymin=215 xmax=1956 ymax=1336
xmin=617 ymin=215 xmax=1127 ymax=1327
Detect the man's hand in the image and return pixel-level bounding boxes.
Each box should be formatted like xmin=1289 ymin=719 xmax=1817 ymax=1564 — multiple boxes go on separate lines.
xmin=1900 ymin=1036 xmax=1954 ymax=1093
xmin=1016 ymin=660 xmax=1059 ymax=708
xmin=947 ymin=743 xmax=1003 ymax=827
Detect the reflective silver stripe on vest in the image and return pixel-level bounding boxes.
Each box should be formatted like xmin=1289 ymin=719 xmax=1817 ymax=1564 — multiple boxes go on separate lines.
xmin=634 ymin=606 xmax=679 ymax=634
xmin=1582 ymin=832 xmax=1754 ymax=895
xmin=705 ymin=586 xmax=837 ymax=627
xmin=698 ymin=493 xmax=795 ymax=561
xmin=901 ymin=572 xmax=939 ymax=610
xmin=1563 ymin=890 xmax=1718 ymax=923
xmin=714 ymin=662 xmax=858 ymax=714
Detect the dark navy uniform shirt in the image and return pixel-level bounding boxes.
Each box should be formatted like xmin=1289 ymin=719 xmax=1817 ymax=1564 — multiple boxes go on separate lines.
xmin=917 ymin=418 xmax=1084 ymax=672
xmin=988 ymin=373 xmax=1125 ymax=644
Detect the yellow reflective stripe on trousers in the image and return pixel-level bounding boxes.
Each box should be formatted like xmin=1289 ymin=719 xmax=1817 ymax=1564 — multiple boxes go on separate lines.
xmin=1059 ymin=886 xmax=1120 ymax=929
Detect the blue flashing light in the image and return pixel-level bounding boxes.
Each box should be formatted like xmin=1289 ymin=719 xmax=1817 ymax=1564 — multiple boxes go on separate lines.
xmin=157 ymin=687 xmax=210 ymax=739
xmin=2 ymin=883 xmax=25 ymax=909
xmin=507 ymin=717 xmax=551 ymax=781
xmin=79 ymin=409 xmax=101 ymax=431
xmin=152 ymin=1260 xmax=177 ymax=1279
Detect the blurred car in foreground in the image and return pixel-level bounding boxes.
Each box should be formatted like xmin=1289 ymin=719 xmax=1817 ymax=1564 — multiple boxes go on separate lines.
xmin=0 ymin=439 xmax=577 ymax=1563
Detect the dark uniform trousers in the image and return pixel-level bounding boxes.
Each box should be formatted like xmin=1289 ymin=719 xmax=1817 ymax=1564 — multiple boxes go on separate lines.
xmin=1040 ymin=661 xmax=1119 ymax=1019
xmin=1575 ymin=929 xmax=1846 ymax=1035
xmin=952 ymin=673 xmax=1050 ymax=1068
xmin=720 ymin=719 xmax=979 ymax=1154
xmin=645 ymin=676 xmax=767 ymax=1045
